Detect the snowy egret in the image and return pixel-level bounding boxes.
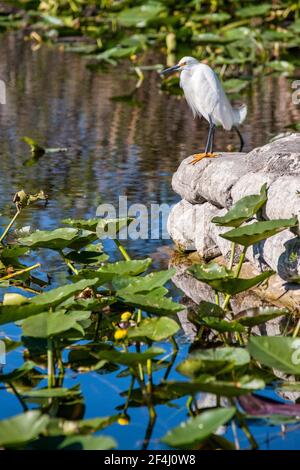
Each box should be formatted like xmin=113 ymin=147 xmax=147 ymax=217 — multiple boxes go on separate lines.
xmin=161 ymin=56 xmax=247 ymax=164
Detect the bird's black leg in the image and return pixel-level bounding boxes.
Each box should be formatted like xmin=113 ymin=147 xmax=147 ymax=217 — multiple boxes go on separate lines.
xmin=233 ymin=126 xmax=244 ymax=152
xmin=204 ymin=123 xmax=213 ymax=154
xmin=209 ymin=124 xmax=216 ymax=153
xmin=189 ymin=115 xmax=219 ymax=165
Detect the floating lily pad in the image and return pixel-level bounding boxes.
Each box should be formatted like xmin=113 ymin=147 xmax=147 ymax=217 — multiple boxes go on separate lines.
xmin=161 ymin=407 xmax=235 ymax=449
xmin=128 ymin=316 xmax=180 ymax=341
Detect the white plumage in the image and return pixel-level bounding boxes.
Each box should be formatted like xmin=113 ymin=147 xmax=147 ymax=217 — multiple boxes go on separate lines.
xmin=180 ymin=62 xmax=246 ymax=130
xmin=161 ymin=56 xmax=247 ymax=163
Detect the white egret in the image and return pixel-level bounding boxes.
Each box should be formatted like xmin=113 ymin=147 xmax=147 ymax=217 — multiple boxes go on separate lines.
xmin=161 ymin=56 xmax=247 ymax=164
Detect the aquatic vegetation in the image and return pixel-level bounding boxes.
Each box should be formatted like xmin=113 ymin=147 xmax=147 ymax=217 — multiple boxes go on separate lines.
xmin=0 ymin=185 xmax=300 ymax=450
xmin=0 ymin=1 xmax=299 ymax=79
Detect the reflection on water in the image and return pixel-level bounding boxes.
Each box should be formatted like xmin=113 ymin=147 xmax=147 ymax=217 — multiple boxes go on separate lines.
xmin=0 ymin=33 xmax=299 ymax=264
xmin=1 ymin=33 xmax=300 ymax=450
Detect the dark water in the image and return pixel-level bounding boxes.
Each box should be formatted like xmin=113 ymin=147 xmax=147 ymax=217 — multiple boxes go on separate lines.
xmin=1 ymin=33 xmax=300 ymax=450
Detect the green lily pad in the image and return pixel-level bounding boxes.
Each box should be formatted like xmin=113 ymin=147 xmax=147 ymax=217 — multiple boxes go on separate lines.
xmin=22 ymin=310 xmax=91 ymax=338
xmin=19 ymin=228 xmax=97 ymax=251
xmin=202 ymin=317 xmax=245 ymax=333
xmin=92 ymin=346 xmax=165 ymax=366
xmin=0 ymin=279 xmax=98 ymax=326
xmin=161 ymin=407 xmax=235 ymax=449
xmin=59 ymin=434 xmax=116 ymax=450
xmin=248 ymin=336 xmax=300 ymax=375
xmin=235 ymin=306 xmax=290 ymax=327
xmin=177 ymin=347 xmax=250 ymax=378
xmin=128 ymin=316 xmax=180 ymax=341
xmin=119 ymin=289 xmax=183 ymax=315
xmin=220 ymin=217 xmax=298 ymax=247
xmin=0 ymin=411 xmax=49 ymax=447
xmin=0 ymin=361 xmax=35 ymax=382
xmin=212 ymin=184 xmax=268 ymax=227
xmin=189 ymin=262 xmax=273 ymax=294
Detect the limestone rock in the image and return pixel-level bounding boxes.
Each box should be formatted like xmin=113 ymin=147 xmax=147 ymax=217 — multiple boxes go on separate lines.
xmin=168 ymin=134 xmax=300 ymax=281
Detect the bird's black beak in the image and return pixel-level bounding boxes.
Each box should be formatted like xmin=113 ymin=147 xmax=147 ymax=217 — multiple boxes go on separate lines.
xmin=160 ymin=64 xmax=181 ymax=76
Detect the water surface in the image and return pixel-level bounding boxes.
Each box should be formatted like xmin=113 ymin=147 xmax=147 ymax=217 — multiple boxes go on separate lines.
xmin=1 ymin=33 xmax=300 ymax=450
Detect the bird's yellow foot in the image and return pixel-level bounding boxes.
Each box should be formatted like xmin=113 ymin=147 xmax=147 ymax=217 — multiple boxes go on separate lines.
xmin=189 ymin=152 xmax=218 ymax=165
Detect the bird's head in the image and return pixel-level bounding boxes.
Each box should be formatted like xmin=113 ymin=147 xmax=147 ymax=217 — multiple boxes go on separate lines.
xmin=161 ymin=56 xmax=199 ymax=76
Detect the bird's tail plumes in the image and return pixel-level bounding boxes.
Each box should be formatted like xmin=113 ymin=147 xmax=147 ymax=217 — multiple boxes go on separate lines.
xmin=233 ymin=104 xmax=247 ymax=125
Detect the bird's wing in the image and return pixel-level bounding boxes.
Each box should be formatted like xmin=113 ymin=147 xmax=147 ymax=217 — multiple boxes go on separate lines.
xmin=192 ymin=64 xmax=235 ymax=130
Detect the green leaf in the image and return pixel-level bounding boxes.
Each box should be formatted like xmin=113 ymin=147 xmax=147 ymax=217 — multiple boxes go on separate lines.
xmin=72 ymin=259 xmax=152 ymax=284
xmin=235 ymin=306 xmax=290 ymax=327
xmin=0 ymin=361 xmax=35 ymax=383
xmin=23 ymin=387 xmax=81 ymax=398
xmin=22 ymin=310 xmax=91 ymax=338
xmin=0 ymin=279 xmax=98 ymax=326
xmin=212 ymin=184 xmax=268 ymax=227
xmin=96 ymin=218 xmax=134 ymax=238
xmin=0 ymin=411 xmax=49 ymax=447
xmin=189 ymin=262 xmax=233 ymax=282
xmin=59 ymin=435 xmax=116 ymax=450
xmin=65 ymin=243 xmax=108 ymax=265
xmin=128 ymin=317 xmax=179 ymax=341
xmin=92 ymin=346 xmax=165 ymax=366
xmin=62 ymin=218 xmax=100 ymax=231
xmin=117 ymin=2 xmax=165 ymax=28
xmin=189 ymin=263 xmax=273 ymax=294
xmin=248 ymin=336 xmax=300 ymax=374
xmin=0 ymin=245 xmax=29 ymax=263
xmin=236 ymin=4 xmax=271 ymax=18
xmin=177 ymin=347 xmax=250 ymax=378
xmin=161 ymin=407 xmax=235 ymax=449
xmin=195 ymin=12 xmax=231 ymax=23
xmin=198 ymin=301 xmax=225 ymax=318
xmin=119 ymin=290 xmax=183 ymax=315
xmin=223 ymin=78 xmax=250 ymax=94
xmin=202 ymin=317 xmax=245 ymax=333
xmin=220 ymin=217 xmax=298 ymax=247
xmin=116 ymin=269 xmax=175 ymax=296
xmin=266 ymin=60 xmax=295 ymax=74
xmin=46 ymin=416 xmax=118 ymax=436
xmin=19 ymin=228 xmax=97 ymax=251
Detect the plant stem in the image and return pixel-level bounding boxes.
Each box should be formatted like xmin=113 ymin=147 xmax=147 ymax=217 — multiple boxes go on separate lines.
xmin=124 ymin=375 xmax=135 ymax=412
xmin=57 ymin=351 xmax=65 ymax=388
xmin=229 ymin=242 xmax=236 ymax=270
xmin=235 ymin=246 xmax=247 ymax=278
xmin=215 ymin=292 xmax=219 ymax=305
xmin=10 ymin=382 xmax=28 ymax=412
xmin=60 ymin=251 xmax=78 ymax=275
xmin=113 ymin=239 xmax=131 ymax=261
xmin=186 ymin=396 xmax=195 ymax=416
xmin=293 ymin=318 xmax=300 ymax=338
xmin=146 ymin=359 xmax=153 ymax=395
xmin=222 ymin=246 xmax=247 ymax=310
xmin=0 ymin=210 xmax=20 ymax=244
xmin=47 ymin=338 xmax=55 ymax=388
xmin=0 ymin=262 xmax=41 ymax=282
xmin=137 ymin=308 xmax=142 ymax=324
